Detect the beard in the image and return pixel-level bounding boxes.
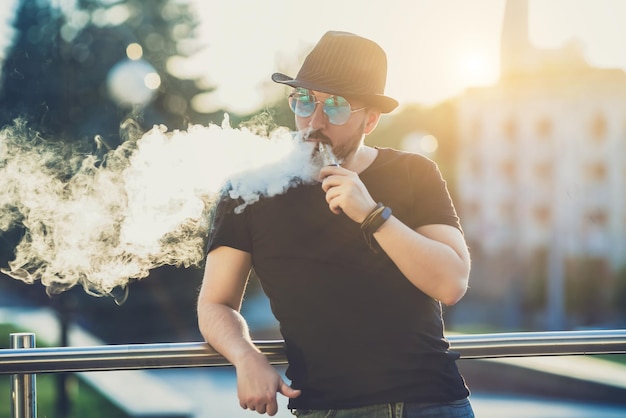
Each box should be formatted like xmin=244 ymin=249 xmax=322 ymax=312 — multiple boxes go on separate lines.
xmin=305 ymin=119 xmax=366 ymax=162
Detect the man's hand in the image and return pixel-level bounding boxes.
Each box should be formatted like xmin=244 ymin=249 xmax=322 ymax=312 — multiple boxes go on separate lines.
xmin=235 ymin=351 xmax=301 ymax=415
xmin=320 ymin=165 xmax=377 ymax=223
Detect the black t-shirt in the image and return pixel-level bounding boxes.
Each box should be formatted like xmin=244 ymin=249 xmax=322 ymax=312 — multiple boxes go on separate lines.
xmin=207 ymin=147 xmax=470 ymax=409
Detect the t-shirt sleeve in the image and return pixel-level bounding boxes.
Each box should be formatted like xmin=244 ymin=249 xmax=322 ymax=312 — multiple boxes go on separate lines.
xmin=411 ymin=157 xmax=462 ymax=232
xmin=206 ymin=192 xmax=253 ymax=254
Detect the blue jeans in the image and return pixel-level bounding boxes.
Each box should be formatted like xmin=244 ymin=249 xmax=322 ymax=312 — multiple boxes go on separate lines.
xmin=291 ymin=398 xmax=474 ymax=418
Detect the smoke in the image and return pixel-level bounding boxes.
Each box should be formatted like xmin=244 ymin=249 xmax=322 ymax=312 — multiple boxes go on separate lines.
xmin=0 ymin=116 xmax=321 ymax=299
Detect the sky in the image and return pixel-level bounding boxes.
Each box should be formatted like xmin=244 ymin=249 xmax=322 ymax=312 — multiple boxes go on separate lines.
xmin=1 ymin=0 xmax=626 ymax=114
xmin=186 ymin=0 xmax=626 ymax=113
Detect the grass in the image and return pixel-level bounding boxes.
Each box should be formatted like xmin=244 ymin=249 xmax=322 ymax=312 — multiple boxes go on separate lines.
xmin=1 ymin=323 xmax=130 ymax=418
xmin=596 ymin=354 xmax=626 ymax=366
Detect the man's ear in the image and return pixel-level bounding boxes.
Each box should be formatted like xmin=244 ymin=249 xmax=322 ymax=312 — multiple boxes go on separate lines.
xmin=364 ymin=110 xmax=381 ymax=135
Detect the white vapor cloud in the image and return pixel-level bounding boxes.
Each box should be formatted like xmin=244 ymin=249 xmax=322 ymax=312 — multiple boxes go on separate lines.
xmin=0 ymin=117 xmax=320 ymax=299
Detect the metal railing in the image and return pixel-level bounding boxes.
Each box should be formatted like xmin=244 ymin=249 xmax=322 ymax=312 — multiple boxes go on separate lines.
xmin=2 ymin=329 xmax=626 ymax=417
xmin=8 ymin=333 xmax=36 ymax=418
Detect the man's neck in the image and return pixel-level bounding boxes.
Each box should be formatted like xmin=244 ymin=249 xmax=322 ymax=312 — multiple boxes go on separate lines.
xmin=343 ymin=145 xmax=378 ymax=173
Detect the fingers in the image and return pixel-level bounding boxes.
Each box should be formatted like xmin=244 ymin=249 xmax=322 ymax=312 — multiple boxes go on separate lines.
xmin=280 ymin=381 xmax=302 ymax=399
xmin=266 ymin=402 xmax=278 ymax=416
xmin=323 ymin=186 xmax=343 ymax=215
xmin=320 ymin=174 xmax=337 ymax=193
xmin=328 ymin=199 xmax=343 ymax=215
xmin=240 ymin=396 xmax=277 ymax=415
xmin=319 ymin=164 xmax=340 ymax=181
xmin=321 ymin=172 xmax=374 ymax=220
xmin=238 ymin=380 xmax=299 ymax=416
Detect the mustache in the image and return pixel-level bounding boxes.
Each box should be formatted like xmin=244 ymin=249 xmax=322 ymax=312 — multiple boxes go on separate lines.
xmin=303 ymin=128 xmax=331 ymax=144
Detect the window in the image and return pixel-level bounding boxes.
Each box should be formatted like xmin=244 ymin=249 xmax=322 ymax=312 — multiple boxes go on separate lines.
xmin=590 ymin=113 xmax=607 ymax=143
xmin=501 ymin=159 xmax=516 ymax=181
xmin=586 ymin=208 xmax=608 ymax=226
xmin=503 ymin=117 xmax=517 ymax=142
xmin=586 ymin=161 xmax=607 ymax=182
xmin=533 ymin=205 xmax=551 ymax=225
xmin=534 ymin=161 xmax=553 ymax=180
xmin=535 ymin=117 xmax=552 ymax=139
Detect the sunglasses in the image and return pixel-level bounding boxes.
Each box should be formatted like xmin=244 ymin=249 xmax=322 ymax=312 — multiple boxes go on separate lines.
xmin=288 ymin=88 xmax=365 ymax=126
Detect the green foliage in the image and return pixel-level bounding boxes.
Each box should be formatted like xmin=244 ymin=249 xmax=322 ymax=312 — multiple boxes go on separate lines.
xmin=0 ymin=372 xmax=130 ymax=418
xmin=596 ymin=354 xmax=626 ymax=367
xmin=0 ymin=0 xmax=213 ymax=146
xmin=0 ymin=0 xmax=215 ymax=346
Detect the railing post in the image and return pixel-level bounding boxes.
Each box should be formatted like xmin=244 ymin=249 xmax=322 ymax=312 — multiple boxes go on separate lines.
xmin=10 ymin=333 xmax=37 ymax=418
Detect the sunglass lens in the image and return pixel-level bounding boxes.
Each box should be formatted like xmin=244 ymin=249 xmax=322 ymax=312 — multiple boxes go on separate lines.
xmin=289 ymin=93 xmax=316 ymax=118
xmin=324 ymin=95 xmax=351 ymax=125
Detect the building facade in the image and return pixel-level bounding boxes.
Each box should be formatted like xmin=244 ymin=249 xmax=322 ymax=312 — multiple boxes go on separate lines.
xmin=455 ymin=0 xmax=626 ymax=327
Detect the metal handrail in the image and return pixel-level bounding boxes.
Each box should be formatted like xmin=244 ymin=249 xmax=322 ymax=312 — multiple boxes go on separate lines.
xmin=2 ymin=329 xmax=626 ymax=375
xmin=9 ymin=334 xmax=36 ymax=418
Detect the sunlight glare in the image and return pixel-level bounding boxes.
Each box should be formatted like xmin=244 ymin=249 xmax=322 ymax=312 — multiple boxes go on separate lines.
xmin=457 ymin=50 xmax=495 ymax=87
xmin=401 ymin=132 xmax=438 ymax=155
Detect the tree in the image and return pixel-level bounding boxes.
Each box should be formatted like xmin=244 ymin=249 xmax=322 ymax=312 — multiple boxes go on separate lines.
xmin=0 ymin=0 xmax=215 ymax=346
xmin=0 ymin=0 xmax=68 ymax=137
xmin=0 ymin=0 xmax=214 ymax=146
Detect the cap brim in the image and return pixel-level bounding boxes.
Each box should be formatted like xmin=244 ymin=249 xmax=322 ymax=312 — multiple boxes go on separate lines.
xmin=271 ymin=73 xmax=295 ymax=85
xmin=271 ymin=72 xmax=331 ymax=94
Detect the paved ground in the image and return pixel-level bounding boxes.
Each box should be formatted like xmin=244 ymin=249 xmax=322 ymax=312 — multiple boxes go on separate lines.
xmin=150 ymin=367 xmax=626 ymax=418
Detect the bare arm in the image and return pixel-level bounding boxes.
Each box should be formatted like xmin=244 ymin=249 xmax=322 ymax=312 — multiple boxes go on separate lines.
xmin=197 ymin=246 xmax=300 ymax=415
xmin=373 ymin=220 xmax=470 ymax=305
xmin=320 ymin=164 xmax=470 ymax=305
xmin=198 ymin=246 xmax=255 ymax=363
